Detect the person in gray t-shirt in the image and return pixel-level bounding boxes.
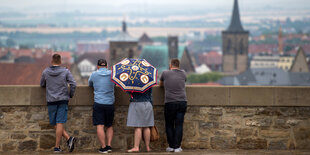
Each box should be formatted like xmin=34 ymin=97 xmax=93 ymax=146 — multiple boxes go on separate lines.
xmin=160 ymin=58 xmax=187 ymax=153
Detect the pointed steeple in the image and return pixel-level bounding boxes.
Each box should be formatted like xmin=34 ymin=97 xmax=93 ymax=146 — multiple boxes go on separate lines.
xmin=227 ymin=0 xmax=245 ymax=32
xmin=122 ymin=20 xmax=127 ymax=33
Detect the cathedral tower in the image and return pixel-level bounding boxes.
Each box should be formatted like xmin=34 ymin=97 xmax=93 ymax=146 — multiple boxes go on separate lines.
xmin=222 ymin=0 xmax=249 ymax=74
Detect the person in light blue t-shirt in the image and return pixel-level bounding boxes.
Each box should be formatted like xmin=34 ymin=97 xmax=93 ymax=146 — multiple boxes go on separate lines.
xmin=88 ymin=59 xmax=115 ymax=154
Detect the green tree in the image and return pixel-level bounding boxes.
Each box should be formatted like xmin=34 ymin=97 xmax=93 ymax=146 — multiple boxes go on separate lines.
xmin=187 ymin=72 xmax=223 ymax=84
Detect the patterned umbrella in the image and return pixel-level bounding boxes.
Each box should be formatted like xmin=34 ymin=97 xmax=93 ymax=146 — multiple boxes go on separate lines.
xmin=111 ymin=58 xmax=157 ymax=93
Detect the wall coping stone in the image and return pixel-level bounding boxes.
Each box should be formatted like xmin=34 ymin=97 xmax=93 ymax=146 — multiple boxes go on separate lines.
xmin=0 ymin=85 xmax=309 ymax=107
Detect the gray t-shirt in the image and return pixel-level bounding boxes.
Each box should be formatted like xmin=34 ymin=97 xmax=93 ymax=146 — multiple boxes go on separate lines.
xmin=160 ymin=69 xmax=187 ymax=103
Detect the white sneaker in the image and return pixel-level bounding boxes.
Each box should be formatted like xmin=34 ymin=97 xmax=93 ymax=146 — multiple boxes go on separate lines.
xmin=166 ymin=147 xmax=174 ymax=152
xmin=174 ymin=147 xmax=183 ymax=152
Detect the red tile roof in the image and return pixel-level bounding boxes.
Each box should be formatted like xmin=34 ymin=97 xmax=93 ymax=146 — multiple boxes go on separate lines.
xmin=0 ymin=63 xmax=47 ymax=85
xmin=249 ymin=44 xmax=278 ymax=54
xmin=287 ymin=45 xmax=310 ymax=55
xmin=199 ymin=51 xmax=222 ymax=65
xmin=0 ymin=62 xmax=71 ymax=85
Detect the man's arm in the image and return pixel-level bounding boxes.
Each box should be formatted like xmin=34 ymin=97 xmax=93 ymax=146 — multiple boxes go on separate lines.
xmin=40 ymin=72 xmax=46 ymax=87
xmin=88 ymin=74 xmax=93 ymax=87
xmin=66 ymin=70 xmax=76 ymax=98
xmin=159 ymin=72 xmax=164 ymax=87
xmin=159 ymin=80 xmax=164 ymax=87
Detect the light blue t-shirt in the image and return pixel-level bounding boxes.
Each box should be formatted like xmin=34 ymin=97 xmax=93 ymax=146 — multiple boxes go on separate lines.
xmin=88 ymin=68 xmax=115 ymax=105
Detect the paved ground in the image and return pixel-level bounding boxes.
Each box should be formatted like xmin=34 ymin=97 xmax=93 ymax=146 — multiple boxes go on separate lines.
xmin=2 ymin=150 xmax=310 ymax=155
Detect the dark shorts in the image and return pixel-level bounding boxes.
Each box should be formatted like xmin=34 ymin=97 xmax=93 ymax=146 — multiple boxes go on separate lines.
xmin=47 ymin=101 xmax=68 ymax=126
xmin=93 ymin=102 xmax=115 ymax=127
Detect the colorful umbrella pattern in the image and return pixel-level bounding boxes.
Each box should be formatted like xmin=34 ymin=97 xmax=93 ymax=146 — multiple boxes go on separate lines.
xmin=111 ymin=58 xmax=157 ymax=93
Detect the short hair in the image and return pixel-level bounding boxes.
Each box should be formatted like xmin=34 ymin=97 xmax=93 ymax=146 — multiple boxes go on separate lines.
xmin=170 ymin=58 xmax=180 ymax=67
xmin=52 ymin=54 xmax=61 ymax=64
xmin=97 ymin=59 xmax=107 ymax=67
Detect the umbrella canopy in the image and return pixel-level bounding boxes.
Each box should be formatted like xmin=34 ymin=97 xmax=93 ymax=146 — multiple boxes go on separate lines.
xmin=111 ymin=58 xmax=157 ymax=93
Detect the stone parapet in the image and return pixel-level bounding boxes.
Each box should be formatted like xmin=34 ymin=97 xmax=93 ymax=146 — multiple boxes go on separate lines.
xmin=0 ymin=86 xmax=310 ymax=152
xmin=0 ymin=86 xmax=310 ymax=106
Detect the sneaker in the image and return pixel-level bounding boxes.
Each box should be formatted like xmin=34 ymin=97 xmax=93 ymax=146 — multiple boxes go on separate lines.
xmin=54 ymin=147 xmax=62 ymax=153
xmin=166 ymin=147 xmax=174 ymax=152
xmin=174 ymin=147 xmax=183 ymax=153
xmin=67 ymin=137 xmax=76 ymax=152
xmin=98 ymin=147 xmax=109 ymax=153
xmin=105 ymin=146 xmax=112 ymax=153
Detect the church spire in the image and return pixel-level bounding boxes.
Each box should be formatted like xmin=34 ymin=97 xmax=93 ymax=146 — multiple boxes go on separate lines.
xmin=122 ymin=20 xmax=127 ymax=33
xmin=227 ymin=0 xmax=245 ymax=32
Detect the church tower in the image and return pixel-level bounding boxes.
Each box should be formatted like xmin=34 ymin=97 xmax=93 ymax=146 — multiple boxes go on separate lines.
xmin=278 ymin=26 xmax=284 ymax=55
xmin=222 ymin=0 xmax=249 ymax=74
xmin=109 ymin=20 xmax=138 ymax=66
xmin=168 ymin=36 xmax=178 ymax=60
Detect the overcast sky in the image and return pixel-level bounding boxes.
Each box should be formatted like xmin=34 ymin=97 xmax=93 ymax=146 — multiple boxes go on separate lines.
xmin=1 ymin=0 xmax=310 ymax=14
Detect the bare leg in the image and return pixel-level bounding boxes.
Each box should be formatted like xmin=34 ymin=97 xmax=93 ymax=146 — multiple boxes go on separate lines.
xmin=97 ymin=125 xmax=106 ymax=148
xmin=143 ymin=127 xmax=151 ymax=152
xmin=62 ymin=129 xmax=70 ymax=140
xmin=128 ymin=127 xmax=141 ymax=152
xmin=106 ymin=126 xmax=113 ymax=146
xmin=54 ymin=125 xmax=70 ymax=141
xmin=55 ymin=123 xmax=64 ymax=147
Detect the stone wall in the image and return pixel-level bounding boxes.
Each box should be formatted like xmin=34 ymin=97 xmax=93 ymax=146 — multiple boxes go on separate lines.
xmin=0 ymin=86 xmax=310 ymax=152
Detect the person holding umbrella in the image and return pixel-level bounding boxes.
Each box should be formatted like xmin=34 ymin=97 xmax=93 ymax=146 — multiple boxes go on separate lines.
xmin=126 ymin=88 xmax=154 ymax=153
xmin=111 ymin=58 xmax=157 ymax=153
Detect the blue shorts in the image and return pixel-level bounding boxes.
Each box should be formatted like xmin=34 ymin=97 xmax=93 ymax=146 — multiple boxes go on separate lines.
xmin=47 ymin=101 xmax=68 ymax=126
xmin=93 ymin=102 xmax=114 ymax=127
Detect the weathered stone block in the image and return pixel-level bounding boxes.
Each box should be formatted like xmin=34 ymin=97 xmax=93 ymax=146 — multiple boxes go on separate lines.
xmin=279 ymin=108 xmax=297 ymax=116
xmin=286 ymin=119 xmax=302 ymax=126
xmin=38 ymin=121 xmax=54 ymax=130
xmin=294 ymin=127 xmax=310 ymax=149
xmin=245 ymin=118 xmax=272 ymax=128
xmin=198 ymin=137 xmax=209 ymax=149
xmin=18 ymin=140 xmax=37 ymax=151
xmin=260 ymin=130 xmax=290 ymax=138
xmin=256 ymin=107 xmax=282 ymax=116
xmin=3 ymin=141 xmax=17 ymax=151
xmin=11 ymin=134 xmax=27 ymax=140
xmin=237 ymin=138 xmax=267 ymax=149
xmin=298 ymin=107 xmax=310 ymax=117
xmin=210 ymin=137 xmax=236 ymax=149
xmin=185 ymin=113 xmax=207 ymax=121
xmin=268 ymin=140 xmax=288 ymax=150
xmin=78 ymin=136 xmax=93 ymax=148
xmin=235 ymin=128 xmax=254 ymax=138
xmin=0 ymin=130 xmax=9 ymax=139
xmin=30 ymin=113 xmax=45 ymax=121
xmin=110 ymin=135 xmax=126 ymax=150
xmin=207 ymin=108 xmax=223 ymax=116
xmin=39 ymin=134 xmax=55 ymax=150
xmin=274 ymin=118 xmax=290 ymax=129
xmin=225 ymin=107 xmax=256 ymax=117
xmin=0 ymin=122 xmax=14 ymax=130
xmin=200 ymin=122 xmax=219 ymax=129
xmin=183 ymin=122 xmax=197 ymax=138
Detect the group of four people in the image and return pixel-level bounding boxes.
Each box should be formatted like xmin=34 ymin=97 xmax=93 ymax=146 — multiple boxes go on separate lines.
xmin=40 ymin=54 xmax=187 ymax=153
